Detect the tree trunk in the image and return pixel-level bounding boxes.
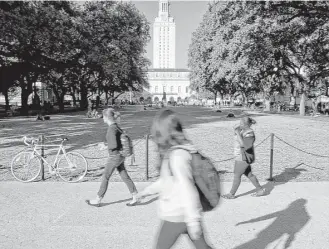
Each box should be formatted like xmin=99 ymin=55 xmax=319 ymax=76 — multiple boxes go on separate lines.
xmin=20 ymin=88 xmax=29 ymax=115
xmin=113 ymin=92 xmax=125 ymax=102
xmin=214 ymin=91 xmax=217 ymax=105
xmin=219 ymin=93 xmax=224 ymax=106
xmin=229 ymin=95 xmax=234 ymax=107
xmin=20 ymin=73 xmax=37 ymax=115
xmin=58 ymin=94 xmax=65 ymax=112
xmin=264 ymin=97 xmax=271 ymax=112
xmin=72 ymin=93 xmax=77 ymax=107
xmin=241 ymin=92 xmax=247 ymax=105
xmin=111 ymin=91 xmax=115 ymax=105
xmin=55 ymin=91 xmax=65 ymax=113
xmin=105 ymin=90 xmax=109 ymax=105
xmin=4 ymin=91 xmax=9 ymax=111
xmin=80 ymin=82 xmax=88 ymax=110
xmin=299 ymin=92 xmax=306 ymax=116
xmin=52 ymin=87 xmax=65 ymax=113
xmin=71 ymin=87 xmax=77 ymax=106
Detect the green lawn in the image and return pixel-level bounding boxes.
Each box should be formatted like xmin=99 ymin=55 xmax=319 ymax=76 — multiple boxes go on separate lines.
xmin=2 ymin=105 xmax=328 ymax=183
xmin=0 ymin=106 xmax=247 ymax=182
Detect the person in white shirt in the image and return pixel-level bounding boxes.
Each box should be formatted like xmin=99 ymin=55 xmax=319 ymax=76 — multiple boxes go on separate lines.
xmin=136 ymin=109 xmax=213 ymax=249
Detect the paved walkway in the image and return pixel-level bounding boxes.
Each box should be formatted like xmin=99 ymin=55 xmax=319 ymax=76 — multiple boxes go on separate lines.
xmin=1 ymin=181 xmax=329 ymax=249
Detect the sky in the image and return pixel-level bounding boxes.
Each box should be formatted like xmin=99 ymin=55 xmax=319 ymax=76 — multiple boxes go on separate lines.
xmin=131 ymin=1 xmax=210 ymax=69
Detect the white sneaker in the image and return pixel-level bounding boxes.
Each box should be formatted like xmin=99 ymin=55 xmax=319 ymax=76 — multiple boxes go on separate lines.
xmin=126 ymin=193 xmax=140 ymax=206
xmin=86 ymin=196 xmax=102 ymax=207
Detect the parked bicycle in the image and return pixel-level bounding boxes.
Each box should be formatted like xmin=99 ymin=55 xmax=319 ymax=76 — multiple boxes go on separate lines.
xmin=11 ymin=136 xmax=88 ymax=183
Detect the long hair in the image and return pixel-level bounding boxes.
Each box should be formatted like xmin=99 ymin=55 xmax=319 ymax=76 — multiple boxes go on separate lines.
xmin=151 ymin=109 xmax=189 ymax=157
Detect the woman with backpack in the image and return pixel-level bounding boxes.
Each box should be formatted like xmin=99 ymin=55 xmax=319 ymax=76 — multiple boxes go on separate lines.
xmin=223 ymin=116 xmax=266 ymax=199
xmin=86 ymin=108 xmax=139 ymax=207
xmin=136 ymin=109 xmax=213 ymax=249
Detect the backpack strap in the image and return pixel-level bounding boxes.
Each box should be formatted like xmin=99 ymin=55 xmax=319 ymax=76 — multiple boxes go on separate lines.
xmin=166 ymin=147 xmax=194 ymax=178
xmin=242 ymin=129 xmax=255 ymax=138
xmin=115 ymin=123 xmax=126 ymax=135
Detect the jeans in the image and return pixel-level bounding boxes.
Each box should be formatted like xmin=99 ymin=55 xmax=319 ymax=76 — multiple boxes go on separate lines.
xmin=155 ymin=220 xmax=213 ymax=249
xmin=97 ymin=155 xmax=137 ymax=198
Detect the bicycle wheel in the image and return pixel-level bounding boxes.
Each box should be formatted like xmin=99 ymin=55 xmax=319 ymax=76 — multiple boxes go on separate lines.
xmin=11 ymin=151 xmax=41 ymax=182
xmin=57 ymin=152 xmax=88 ymax=183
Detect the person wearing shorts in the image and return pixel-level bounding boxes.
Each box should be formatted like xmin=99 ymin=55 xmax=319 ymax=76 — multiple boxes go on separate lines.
xmin=222 ymin=117 xmax=266 ymax=199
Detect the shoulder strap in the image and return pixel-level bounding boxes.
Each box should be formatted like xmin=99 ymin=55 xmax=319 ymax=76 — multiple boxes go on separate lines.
xmin=167 ymin=147 xmax=194 ymax=177
xmin=115 ymin=123 xmax=124 ymax=134
xmin=242 ymin=129 xmax=254 ymax=138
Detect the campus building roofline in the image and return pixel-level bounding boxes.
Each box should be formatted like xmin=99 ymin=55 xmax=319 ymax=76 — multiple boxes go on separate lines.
xmin=148 ymin=68 xmax=190 ymax=72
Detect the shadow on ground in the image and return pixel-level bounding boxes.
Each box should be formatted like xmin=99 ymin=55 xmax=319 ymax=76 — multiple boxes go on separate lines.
xmin=235 ymin=165 xmax=308 ymax=198
xmin=233 ymin=198 xmax=310 ymax=249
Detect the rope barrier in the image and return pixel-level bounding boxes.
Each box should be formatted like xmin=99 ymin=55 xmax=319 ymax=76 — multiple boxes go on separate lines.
xmin=274 ymin=135 xmax=329 ymax=158
xmin=212 ymin=134 xmax=271 ymax=163
xmin=83 ymin=134 xmax=147 ymax=160
xmin=255 ymin=134 xmax=272 ymax=148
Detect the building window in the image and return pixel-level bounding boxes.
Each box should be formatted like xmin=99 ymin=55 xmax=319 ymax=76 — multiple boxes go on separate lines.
xmin=155 ymin=86 xmax=158 ymax=93
xmin=163 ymin=86 xmax=166 ymax=92
xmin=186 ymin=86 xmax=189 ymax=93
xmin=171 ymin=86 xmax=173 ymax=92
xmin=178 ymin=86 xmax=181 ymax=93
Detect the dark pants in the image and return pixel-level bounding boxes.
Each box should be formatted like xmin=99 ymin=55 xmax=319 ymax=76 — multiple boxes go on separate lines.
xmin=98 ymin=155 xmax=137 ymax=198
xmin=155 ymin=220 xmax=213 ymax=249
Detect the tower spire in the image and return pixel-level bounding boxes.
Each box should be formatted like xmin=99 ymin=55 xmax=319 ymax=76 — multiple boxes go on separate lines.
xmin=158 ymin=0 xmax=170 ymax=18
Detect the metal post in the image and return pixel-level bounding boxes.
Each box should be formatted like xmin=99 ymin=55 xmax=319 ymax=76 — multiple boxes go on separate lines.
xmin=129 ymin=153 xmax=135 ymax=166
xmin=40 ymin=135 xmax=45 ymax=181
xmin=267 ymin=133 xmax=274 ymax=181
xmin=145 ymin=134 xmax=149 ymax=181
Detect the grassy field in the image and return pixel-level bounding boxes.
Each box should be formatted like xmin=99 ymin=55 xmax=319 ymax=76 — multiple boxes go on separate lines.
xmin=1 ymin=105 xmax=329 ymax=183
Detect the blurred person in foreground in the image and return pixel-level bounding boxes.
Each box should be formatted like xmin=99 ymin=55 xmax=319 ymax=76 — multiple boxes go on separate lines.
xmin=136 ymin=109 xmax=213 ymax=249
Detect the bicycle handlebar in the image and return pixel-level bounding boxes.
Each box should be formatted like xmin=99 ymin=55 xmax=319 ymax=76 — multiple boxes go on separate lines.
xmin=23 ymin=136 xmax=39 ymax=146
xmin=23 ymin=136 xmax=69 ymax=146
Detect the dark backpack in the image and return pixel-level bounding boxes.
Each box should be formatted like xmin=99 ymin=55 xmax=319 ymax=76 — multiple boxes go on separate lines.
xmin=116 ymin=125 xmax=133 ymax=158
xmin=168 ymin=147 xmax=221 ymax=212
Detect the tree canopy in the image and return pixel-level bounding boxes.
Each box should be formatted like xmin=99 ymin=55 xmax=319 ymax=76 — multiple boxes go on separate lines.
xmin=188 ymin=1 xmax=329 ymax=114
xmin=0 ymin=1 xmax=150 ymax=112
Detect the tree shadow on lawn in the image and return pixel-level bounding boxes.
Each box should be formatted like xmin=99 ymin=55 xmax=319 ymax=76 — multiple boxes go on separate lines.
xmin=233 ymin=198 xmax=310 ymax=249
xmin=235 ymin=164 xmax=308 ymax=198
xmin=1 ymin=107 xmax=265 ymax=154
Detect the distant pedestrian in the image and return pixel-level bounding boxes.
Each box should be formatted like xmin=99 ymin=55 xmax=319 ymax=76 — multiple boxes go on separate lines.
xmin=137 ymin=109 xmax=213 ymax=249
xmin=86 ymin=108 xmax=139 ymax=207
xmin=223 ymin=117 xmax=266 ymax=199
